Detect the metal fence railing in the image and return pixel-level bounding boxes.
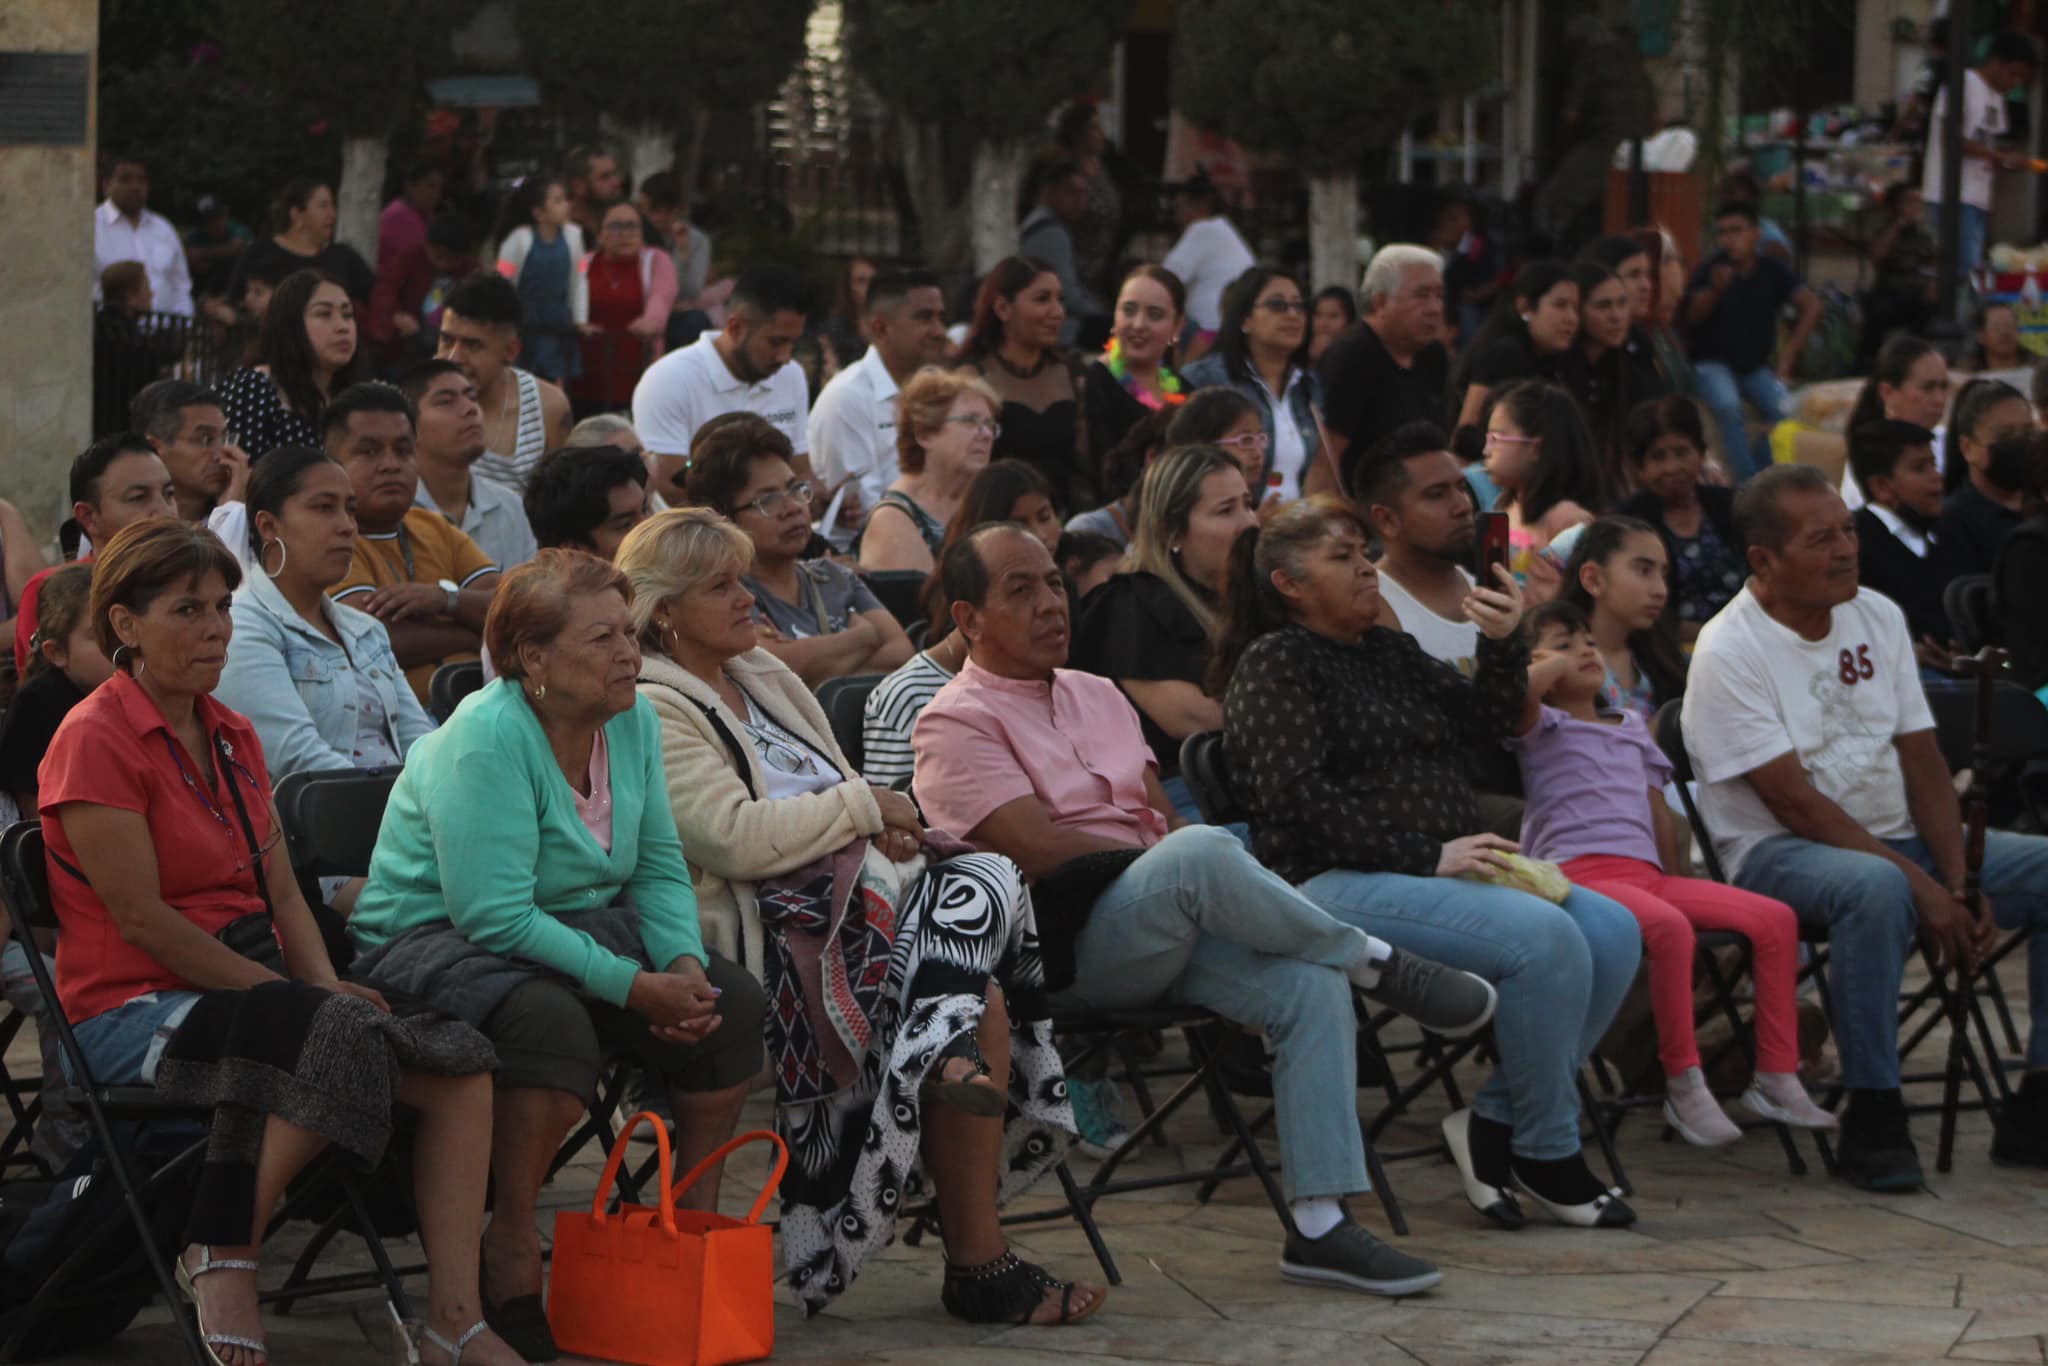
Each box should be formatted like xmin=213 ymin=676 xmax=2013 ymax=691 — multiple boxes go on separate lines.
xmin=92 ymin=309 xmax=240 ymax=436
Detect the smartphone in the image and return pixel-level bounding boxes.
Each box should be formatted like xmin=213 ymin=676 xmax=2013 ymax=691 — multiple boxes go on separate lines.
xmin=1476 ymin=511 xmax=1511 ymax=585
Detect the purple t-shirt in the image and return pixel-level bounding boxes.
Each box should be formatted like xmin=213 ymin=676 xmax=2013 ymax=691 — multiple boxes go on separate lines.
xmin=1505 ymin=705 xmax=1673 ymax=868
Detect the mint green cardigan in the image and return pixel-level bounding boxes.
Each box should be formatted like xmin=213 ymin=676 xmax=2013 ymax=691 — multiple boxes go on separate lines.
xmin=349 ymin=678 xmax=704 ymax=1006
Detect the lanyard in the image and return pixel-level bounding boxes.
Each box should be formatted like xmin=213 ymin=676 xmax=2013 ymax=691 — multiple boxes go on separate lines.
xmin=160 ymin=730 xmax=259 ymax=845
xmin=393 ymin=520 xmax=417 ymax=581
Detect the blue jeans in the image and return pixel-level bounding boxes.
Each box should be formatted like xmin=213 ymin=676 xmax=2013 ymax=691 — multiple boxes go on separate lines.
xmin=69 ymin=989 xmax=201 ymax=1086
xmin=1736 ymin=830 xmax=2048 ymax=1089
xmin=1052 ymin=825 xmax=1381 ymax=1202
xmin=1692 ymin=361 xmax=1789 ymax=484
xmin=1928 ymin=202 xmax=1990 ymax=316
xmin=1303 ymin=871 xmax=1641 ymax=1160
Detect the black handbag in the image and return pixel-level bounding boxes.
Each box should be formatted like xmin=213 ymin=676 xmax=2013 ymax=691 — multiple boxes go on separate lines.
xmin=1030 ymin=848 xmax=1145 ymax=993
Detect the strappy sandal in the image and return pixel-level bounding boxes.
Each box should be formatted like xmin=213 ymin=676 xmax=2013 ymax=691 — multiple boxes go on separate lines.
xmin=480 ymin=1238 xmax=558 ymax=1362
xmin=922 ymin=1029 xmax=1006 ymax=1118
xmin=413 ymin=1319 xmax=496 ymax=1365
xmin=940 ymin=1249 xmax=1106 ymax=1326
xmin=176 ymin=1245 xmax=267 ymax=1366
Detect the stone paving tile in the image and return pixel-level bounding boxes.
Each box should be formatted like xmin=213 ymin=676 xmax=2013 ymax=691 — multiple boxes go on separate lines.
xmin=21 ymin=975 xmax=2048 ymax=1365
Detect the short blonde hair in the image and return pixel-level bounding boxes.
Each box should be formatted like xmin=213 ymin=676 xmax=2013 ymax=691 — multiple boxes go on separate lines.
xmin=613 ymin=506 xmax=755 ymax=650
xmin=896 ymin=368 xmax=1001 ymax=475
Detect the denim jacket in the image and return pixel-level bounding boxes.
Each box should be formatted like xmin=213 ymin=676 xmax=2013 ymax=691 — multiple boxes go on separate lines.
xmin=215 ymin=566 xmax=434 ymax=778
xmin=1180 ymin=353 xmax=1323 ymax=487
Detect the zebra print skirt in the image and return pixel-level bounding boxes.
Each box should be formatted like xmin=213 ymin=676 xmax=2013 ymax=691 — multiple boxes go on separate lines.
xmin=775 ymin=850 xmax=1074 ymax=1316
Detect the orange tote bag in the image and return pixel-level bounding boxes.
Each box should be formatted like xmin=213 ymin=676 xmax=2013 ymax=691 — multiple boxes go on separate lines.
xmin=548 ymin=1113 xmax=789 ymax=1366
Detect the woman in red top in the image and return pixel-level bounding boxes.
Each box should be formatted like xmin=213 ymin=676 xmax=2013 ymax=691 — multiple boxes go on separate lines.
xmin=38 ymin=520 xmax=521 ymax=1366
xmin=573 ymin=202 xmax=678 ymax=415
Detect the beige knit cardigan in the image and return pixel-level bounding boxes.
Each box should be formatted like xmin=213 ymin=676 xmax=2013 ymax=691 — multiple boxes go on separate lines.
xmin=637 ymin=648 xmax=884 ymax=973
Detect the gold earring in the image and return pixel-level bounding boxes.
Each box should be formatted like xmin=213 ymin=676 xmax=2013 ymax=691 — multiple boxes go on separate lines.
xmin=532 ymin=683 xmax=547 ymax=702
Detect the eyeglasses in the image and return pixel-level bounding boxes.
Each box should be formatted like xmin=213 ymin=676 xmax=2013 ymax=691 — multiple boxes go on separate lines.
xmin=601 ymin=220 xmax=643 ymax=234
xmin=942 ymin=415 xmax=1003 ymax=437
xmin=1215 ymin=432 xmax=1271 ymax=454
xmin=736 ymin=481 xmax=813 ymax=518
xmin=744 ymin=725 xmax=820 ymax=778
xmin=1256 ymin=298 xmax=1309 ymax=315
xmin=1484 ymin=432 xmax=1542 ymax=448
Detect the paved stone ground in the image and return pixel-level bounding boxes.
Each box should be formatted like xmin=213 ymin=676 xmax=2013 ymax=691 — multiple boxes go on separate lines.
xmin=13 ymin=1000 xmax=2048 ymax=1365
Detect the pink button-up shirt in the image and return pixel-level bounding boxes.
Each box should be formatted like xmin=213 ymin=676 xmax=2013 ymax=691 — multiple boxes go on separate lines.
xmin=913 ymin=658 xmax=1167 ymax=850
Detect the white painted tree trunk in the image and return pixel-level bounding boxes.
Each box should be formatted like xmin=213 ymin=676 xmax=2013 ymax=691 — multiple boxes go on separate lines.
xmin=1306 ymin=170 xmax=1360 ymax=294
xmin=607 ymin=114 xmax=677 ymax=190
xmin=335 ymin=137 xmax=386 ymax=261
xmin=968 ymin=137 xmax=1030 ymax=276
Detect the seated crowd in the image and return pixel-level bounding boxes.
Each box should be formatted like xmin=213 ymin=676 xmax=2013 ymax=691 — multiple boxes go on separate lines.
xmin=12 ymin=226 xmax=2048 ymax=1366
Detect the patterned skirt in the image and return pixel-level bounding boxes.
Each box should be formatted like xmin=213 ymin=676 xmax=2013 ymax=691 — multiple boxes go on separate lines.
xmin=774 ymin=851 xmax=1073 ymax=1315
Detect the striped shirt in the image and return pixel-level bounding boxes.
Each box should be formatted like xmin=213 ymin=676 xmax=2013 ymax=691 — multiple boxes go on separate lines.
xmin=860 ymin=650 xmax=955 ymax=785
xmin=474 ymin=367 xmax=549 ymax=492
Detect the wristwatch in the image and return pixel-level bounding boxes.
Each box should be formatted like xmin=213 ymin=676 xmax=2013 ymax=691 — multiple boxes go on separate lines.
xmin=438 ymin=577 xmax=459 ymax=616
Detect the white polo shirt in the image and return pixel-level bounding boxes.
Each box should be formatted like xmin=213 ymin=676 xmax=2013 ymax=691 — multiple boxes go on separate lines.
xmin=94 ymin=201 xmax=194 ymax=317
xmin=631 ymin=334 xmax=811 ymax=461
xmin=1162 ymin=215 xmax=1256 ymax=332
xmin=807 ymin=346 xmax=903 ymax=547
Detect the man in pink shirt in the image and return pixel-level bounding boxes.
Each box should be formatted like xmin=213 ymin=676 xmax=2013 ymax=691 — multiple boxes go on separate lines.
xmin=913 ymin=524 xmax=1495 ymax=1299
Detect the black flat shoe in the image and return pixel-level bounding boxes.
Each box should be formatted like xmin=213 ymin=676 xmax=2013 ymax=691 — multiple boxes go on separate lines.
xmin=1441 ymin=1108 xmax=1523 ymax=1230
xmin=479 ymin=1240 xmax=558 ymax=1362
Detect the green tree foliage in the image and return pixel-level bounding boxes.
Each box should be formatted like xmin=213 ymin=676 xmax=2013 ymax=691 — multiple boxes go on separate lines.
xmin=843 ymin=0 xmax=1133 ymax=141
xmin=511 ymin=0 xmax=812 ymax=150
xmin=211 ymin=0 xmax=477 ymax=141
xmin=1171 ymin=0 xmax=1502 ymax=174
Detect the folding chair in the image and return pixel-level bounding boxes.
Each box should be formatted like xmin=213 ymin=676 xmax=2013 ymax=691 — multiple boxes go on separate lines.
xmin=0 ymin=988 xmax=45 ymax=1176
xmin=862 ymin=569 xmax=929 ymax=631
xmin=0 ymin=822 xmax=422 ymax=1359
xmin=815 ymin=673 xmax=884 ymax=775
xmin=427 ymin=660 xmax=485 ymax=723
xmin=1943 ymin=573 xmax=1994 ymax=656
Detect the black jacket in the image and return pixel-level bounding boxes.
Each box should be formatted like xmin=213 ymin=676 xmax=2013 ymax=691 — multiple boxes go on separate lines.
xmin=1853 ymin=505 xmax=1951 ymax=644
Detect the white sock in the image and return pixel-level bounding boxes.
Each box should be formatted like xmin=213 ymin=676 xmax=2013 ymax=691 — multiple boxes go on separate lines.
xmin=1290 ymin=1197 xmax=1345 ymax=1239
xmin=1346 ymin=935 xmax=1395 ymax=990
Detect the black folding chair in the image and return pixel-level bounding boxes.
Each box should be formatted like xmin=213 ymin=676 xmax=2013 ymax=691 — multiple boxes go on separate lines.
xmin=0 ymin=822 xmax=431 ymax=1361
xmin=1944 ymin=573 xmax=1994 ymax=656
xmin=427 ymin=660 xmax=485 ymax=723
xmin=816 ymin=673 xmax=884 ymax=775
xmin=0 ymin=991 xmax=46 ymax=1176
xmin=862 ymin=569 xmax=929 ymax=631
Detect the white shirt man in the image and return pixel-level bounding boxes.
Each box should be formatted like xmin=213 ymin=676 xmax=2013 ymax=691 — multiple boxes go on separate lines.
xmin=94 ymin=162 xmax=193 ymax=317
xmin=1163 ymin=215 xmax=1256 ymax=333
xmin=806 ymin=269 xmax=950 ymax=549
xmin=1922 ymin=67 xmax=2006 ymax=213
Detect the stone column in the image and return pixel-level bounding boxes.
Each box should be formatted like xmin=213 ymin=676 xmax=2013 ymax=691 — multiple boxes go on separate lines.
xmin=0 ymin=0 xmax=97 ymax=548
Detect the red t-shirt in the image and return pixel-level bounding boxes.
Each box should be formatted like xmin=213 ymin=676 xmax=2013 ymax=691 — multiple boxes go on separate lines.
xmin=37 ymin=670 xmax=276 ymax=1023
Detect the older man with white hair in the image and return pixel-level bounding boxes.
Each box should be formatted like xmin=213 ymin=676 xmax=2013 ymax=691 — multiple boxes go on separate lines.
xmin=1313 ymin=244 xmax=1451 ymax=492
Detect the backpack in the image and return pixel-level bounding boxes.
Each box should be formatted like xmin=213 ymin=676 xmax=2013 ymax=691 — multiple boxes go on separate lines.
xmin=0 ymin=1119 xmax=202 ymax=1360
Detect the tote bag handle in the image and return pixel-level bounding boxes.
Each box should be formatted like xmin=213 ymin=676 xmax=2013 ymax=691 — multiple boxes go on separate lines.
xmin=668 ymin=1129 xmax=789 ymax=1227
xmin=591 ymin=1110 xmax=677 ymax=1234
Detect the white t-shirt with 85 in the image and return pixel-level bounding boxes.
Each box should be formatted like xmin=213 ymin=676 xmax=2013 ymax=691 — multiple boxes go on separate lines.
xmin=1681 ymin=584 xmax=1934 ymax=880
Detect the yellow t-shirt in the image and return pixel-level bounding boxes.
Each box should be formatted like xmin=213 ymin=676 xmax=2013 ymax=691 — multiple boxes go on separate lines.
xmin=331 ymin=507 xmax=497 ymax=701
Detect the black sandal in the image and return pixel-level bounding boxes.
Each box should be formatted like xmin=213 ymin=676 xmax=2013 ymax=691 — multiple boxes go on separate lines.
xmin=941 ymin=1250 xmax=1104 ymax=1326
xmin=922 ymin=1029 xmax=1006 ymax=1118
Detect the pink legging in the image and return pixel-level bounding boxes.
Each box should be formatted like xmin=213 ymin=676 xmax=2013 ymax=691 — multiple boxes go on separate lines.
xmin=1561 ymin=854 xmax=1802 ymax=1076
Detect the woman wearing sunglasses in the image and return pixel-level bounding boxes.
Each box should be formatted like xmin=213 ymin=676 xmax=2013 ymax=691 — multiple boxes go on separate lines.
xmin=38 ymin=519 xmax=513 ymax=1366
xmin=620 ymin=506 xmax=1102 ymax=1326
xmin=1182 ymin=265 xmax=1326 ymax=500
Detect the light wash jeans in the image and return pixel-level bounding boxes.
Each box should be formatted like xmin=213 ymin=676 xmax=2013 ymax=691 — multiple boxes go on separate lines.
xmin=1735 ymin=829 xmax=2048 ymax=1090
xmin=1927 ymin=201 xmax=1990 ymax=318
xmin=1302 ymin=871 xmax=1641 ymax=1160
xmin=1692 ymin=361 xmax=1789 ymax=484
xmin=1051 ymin=825 xmax=1380 ymax=1202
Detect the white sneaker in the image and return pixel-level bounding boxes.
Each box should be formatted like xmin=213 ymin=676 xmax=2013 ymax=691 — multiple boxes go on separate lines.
xmin=1663 ymin=1066 xmax=1743 ymax=1146
xmin=1742 ymin=1072 xmax=1840 ymax=1131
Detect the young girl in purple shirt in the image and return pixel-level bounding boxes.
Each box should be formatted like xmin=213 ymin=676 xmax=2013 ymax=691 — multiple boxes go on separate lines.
xmin=1507 ymin=602 xmax=1837 ymax=1145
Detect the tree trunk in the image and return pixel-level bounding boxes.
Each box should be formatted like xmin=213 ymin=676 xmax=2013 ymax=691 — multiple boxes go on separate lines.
xmin=679 ymin=102 xmax=714 ymax=201
xmin=901 ymin=116 xmax=966 ymax=273
xmin=968 ymin=137 xmax=1029 ymax=276
xmin=1306 ymin=170 xmax=1360 ymax=294
xmin=336 ymin=136 xmax=387 ymax=262
xmin=609 ymin=115 xmax=677 ymax=190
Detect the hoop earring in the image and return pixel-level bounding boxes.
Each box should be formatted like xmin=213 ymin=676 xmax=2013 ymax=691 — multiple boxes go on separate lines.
xmin=110 ymin=643 xmax=141 ymax=674
xmin=261 ymin=539 xmax=288 ymax=578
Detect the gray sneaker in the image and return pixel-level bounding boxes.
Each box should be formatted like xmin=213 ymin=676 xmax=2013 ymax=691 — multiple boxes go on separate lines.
xmin=1360 ymin=948 xmax=1498 ymax=1038
xmin=1280 ymin=1217 xmax=1443 ymax=1297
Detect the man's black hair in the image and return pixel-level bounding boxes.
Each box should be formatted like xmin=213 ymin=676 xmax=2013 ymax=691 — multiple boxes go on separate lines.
xmin=524 ymin=446 xmax=649 ymax=550
xmin=320 ymin=382 xmax=417 ymax=445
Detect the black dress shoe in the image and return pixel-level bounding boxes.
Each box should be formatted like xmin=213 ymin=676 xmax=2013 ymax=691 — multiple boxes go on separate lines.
xmin=1991 ymin=1073 xmax=2048 ymax=1168
xmin=1441 ymin=1108 xmax=1523 ymax=1229
xmin=1835 ymin=1088 xmax=1925 ymax=1193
